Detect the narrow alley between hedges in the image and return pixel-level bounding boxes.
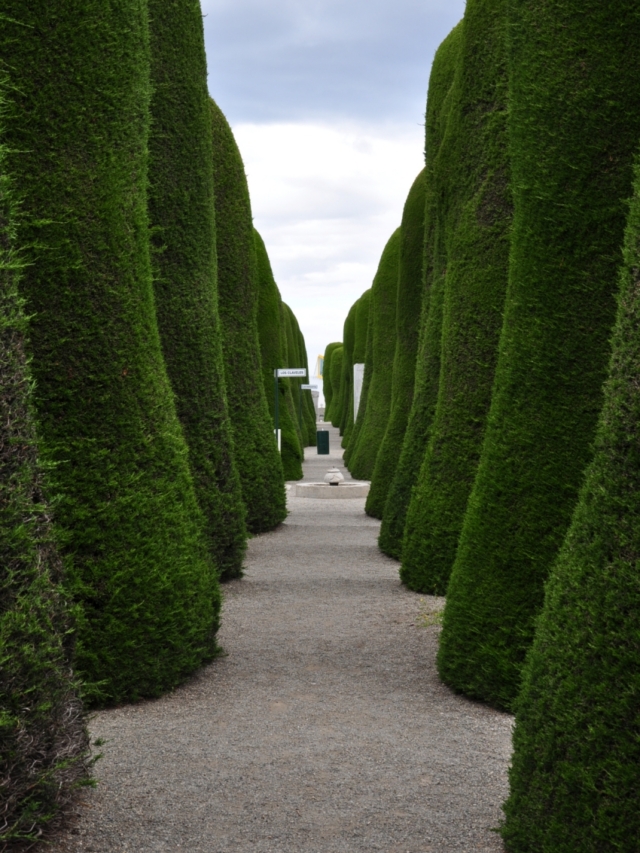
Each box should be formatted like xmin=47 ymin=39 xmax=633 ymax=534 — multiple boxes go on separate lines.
xmin=50 ymin=424 xmax=512 ymax=853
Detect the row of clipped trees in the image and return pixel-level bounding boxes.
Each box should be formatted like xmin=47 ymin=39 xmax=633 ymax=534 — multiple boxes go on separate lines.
xmin=0 ymin=0 xmax=314 ymax=842
xmin=325 ymin=0 xmax=640 ymax=848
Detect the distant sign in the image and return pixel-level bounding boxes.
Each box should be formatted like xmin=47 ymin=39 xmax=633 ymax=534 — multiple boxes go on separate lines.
xmin=276 ymin=368 xmax=306 ymax=377
xmin=301 ymin=384 xmax=318 ymax=390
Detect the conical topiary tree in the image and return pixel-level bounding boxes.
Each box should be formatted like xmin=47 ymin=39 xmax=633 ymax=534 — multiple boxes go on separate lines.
xmin=366 ymin=170 xmax=426 ymax=517
xmin=210 ymin=99 xmax=287 ymax=532
xmin=329 ymin=346 xmax=345 ymax=427
xmin=343 ymin=291 xmax=372 ymax=466
xmin=378 ymin=22 xmax=463 ymax=558
xmin=254 ymin=231 xmax=303 ymax=481
xmin=0 ymin=124 xmax=91 ymax=845
xmin=438 ymin=0 xmax=640 ymax=711
xmin=0 ymin=0 xmax=220 ymax=704
xmin=348 ymin=229 xmax=400 ymax=483
xmin=342 ymin=288 xmax=371 ymax=465
xmin=322 ymin=342 xmax=342 ymax=422
xmin=291 ymin=313 xmax=317 ymax=445
xmin=501 ymin=154 xmax=640 ymax=853
xmin=401 ymin=0 xmax=512 ymax=593
xmin=147 ymin=0 xmax=247 ymax=581
xmin=342 ymin=289 xmax=371 ymax=454
xmin=337 ymin=301 xmax=358 ymax=439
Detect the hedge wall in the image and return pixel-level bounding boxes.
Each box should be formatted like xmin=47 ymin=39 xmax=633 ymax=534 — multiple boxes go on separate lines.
xmin=366 ymin=170 xmax=426 ymax=517
xmin=438 ymin=0 xmax=640 ymax=710
xmin=342 ymin=289 xmax=371 ymax=452
xmin=343 ymin=289 xmax=372 ymax=466
xmin=254 ymin=231 xmax=303 ymax=481
xmin=0 ymin=0 xmax=220 ymax=704
xmin=348 ymin=229 xmax=400 ymax=483
xmin=292 ymin=312 xmax=318 ymax=445
xmin=378 ymin=22 xmax=463 ymax=558
xmin=210 ymin=99 xmax=287 ymax=532
xmin=322 ymin=342 xmax=342 ymax=422
xmin=148 ymin=0 xmax=247 ymax=581
xmin=0 ymin=127 xmax=91 ymax=845
xmin=337 ymin=301 xmax=358 ymax=437
xmin=501 ymin=154 xmax=640 ymax=853
xmin=401 ymin=0 xmax=512 ymax=593
xmin=329 ymin=346 xmax=345 ymax=426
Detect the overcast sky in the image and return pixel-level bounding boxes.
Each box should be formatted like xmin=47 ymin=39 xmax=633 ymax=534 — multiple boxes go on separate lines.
xmin=201 ymin=0 xmax=466 ymax=398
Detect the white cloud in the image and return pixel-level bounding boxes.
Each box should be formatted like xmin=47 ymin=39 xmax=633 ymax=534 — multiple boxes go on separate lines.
xmin=233 ymin=120 xmax=425 ymax=387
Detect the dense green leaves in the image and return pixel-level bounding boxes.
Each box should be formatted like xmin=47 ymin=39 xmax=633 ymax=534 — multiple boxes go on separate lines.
xmin=378 ymin=24 xmax=462 ymax=558
xmin=348 ymin=230 xmax=400 ymax=482
xmin=322 ymin=342 xmax=342 ymax=422
xmin=401 ymin=0 xmax=512 ymax=593
xmin=210 ymin=99 xmax=287 ymax=532
xmin=438 ymin=0 xmax=640 ymax=710
xmin=501 ymin=155 xmax=640 ymax=853
xmin=0 ymin=0 xmax=220 ymax=704
xmin=366 ymin=171 xmax=425 ymax=518
xmin=148 ymin=0 xmax=247 ymax=580
xmin=0 ymin=126 xmax=91 ymax=844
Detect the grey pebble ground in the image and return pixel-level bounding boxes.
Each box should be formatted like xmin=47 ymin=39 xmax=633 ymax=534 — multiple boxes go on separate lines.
xmin=48 ymin=424 xmax=512 ymax=853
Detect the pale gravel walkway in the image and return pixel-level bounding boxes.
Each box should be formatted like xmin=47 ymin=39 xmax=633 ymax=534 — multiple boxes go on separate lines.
xmin=49 ymin=425 xmax=512 ymax=853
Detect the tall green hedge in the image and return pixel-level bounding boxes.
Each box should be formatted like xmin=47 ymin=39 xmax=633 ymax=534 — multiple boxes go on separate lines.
xmin=438 ymin=0 xmax=640 ymax=710
xmin=1 ymin=0 xmax=220 ymax=704
xmin=401 ymin=0 xmax=512 ymax=593
xmin=0 ymin=126 xmax=91 ymax=845
xmin=322 ymin=342 xmax=342 ymax=421
xmin=342 ymin=290 xmax=371 ymax=452
xmin=147 ymin=0 xmax=246 ymax=581
xmin=292 ymin=312 xmax=318 ymax=445
xmin=366 ymin=171 xmax=426 ymax=517
xmin=348 ymin=229 xmax=400 ymax=483
xmin=501 ymin=154 xmax=640 ymax=853
xmin=329 ymin=345 xmax=345 ymax=426
xmin=254 ymin=231 xmax=303 ymax=481
xmin=337 ymin=301 xmax=358 ymax=438
xmin=210 ymin=99 xmax=286 ymax=532
xmin=282 ymin=303 xmax=315 ymax=447
xmin=343 ymin=290 xmax=372 ymax=466
xmin=378 ymin=22 xmax=463 ymax=558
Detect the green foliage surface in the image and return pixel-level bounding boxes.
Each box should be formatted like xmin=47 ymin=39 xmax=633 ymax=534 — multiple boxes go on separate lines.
xmin=0 ymin=129 xmax=91 ymax=844
xmin=148 ymin=0 xmax=247 ymax=580
xmin=329 ymin=346 xmax=345 ymax=426
xmin=337 ymin=302 xmax=358 ymax=439
xmin=322 ymin=342 xmax=342 ymax=422
xmin=348 ymin=229 xmax=400 ymax=482
xmin=401 ymin=0 xmax=512 ymax=592
xmin=254 ymin=231 xmax=303 ymax=481
xmin=341 ymin=290 xmax=371 ymax=451
xmin=346 ymin=302 xmax=374 ymax=468
xmin=210 ymin=99 xmax=286 ymax=532
xmin=378 ymin=23 xmax=463 ymax=558
xmin=438 ymin=0 xmax=640 ymax=710
xmin=366 ymin=171 xmax=426 ymax=517
xmin=501 ymin=156 xmax=640 ymax=853
xmin=0 ymin=1 xmax=220 ymax=704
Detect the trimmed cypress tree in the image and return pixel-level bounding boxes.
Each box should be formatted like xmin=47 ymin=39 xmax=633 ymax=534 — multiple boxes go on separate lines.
xmin=378 ymin=23 xmax=463 ymax=558
xmin=293 ymin=315 xmax=318 ymax=445
xmin=329 ymin=346 xmax=345 ymax=426
xmin=366 ymin=171 xmax=426 ymax=517
xmin=346 ymin=301 xmax=375 ymax=467
xmin=147 ymin=0 xmax=247 ymax=581
xmin=337 ymin=301 xmax=358 ymax=438
xmin=0 ymin=0 xmax=220 ymax=704
xmin=210 ymin=99 xmax=287 ymax=532
xmin=254 ymin=231 xmax=303 ymax=481
xmin=342 ymin=289 xmax=371 ymax=453
xmin=348 ymin=229 xmax=401 ymax=482
xmin=322 ymin=342 xmax=342 ymax=421
xmin=501 ymin=155 xmax=640 ymax=853
xmin=401 ymin=0 xmax=512 ymax=593
xmin=0 ymin=127 xmax=91 ymax=845
xmin=438 ymin=0 xmax=640 ymax=710
xmin=343 ymin=290 xmax=372 ymax=465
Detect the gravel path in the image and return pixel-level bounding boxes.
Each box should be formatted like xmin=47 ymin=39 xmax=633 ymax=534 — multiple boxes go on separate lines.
xmin=49 ymin=424 xmax=512 ymax=853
